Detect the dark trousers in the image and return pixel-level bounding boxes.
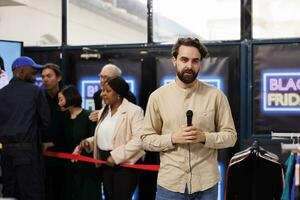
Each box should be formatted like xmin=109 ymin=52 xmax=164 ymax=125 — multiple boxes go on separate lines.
xmin=62 ymin=167 xmax=102 ymax=200
xmin=1 ymin=145 xmax=45 ymax=200
xmin=45 ymin=164 xmax=65 ymax=200
xmin=101 ymin=150 xmax=140 ymax=200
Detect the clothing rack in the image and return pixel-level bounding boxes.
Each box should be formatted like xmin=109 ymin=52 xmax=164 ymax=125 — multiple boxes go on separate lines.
xmin=281 ymin=143 xmax=300 ymax=154
xmin=271 ymin=131 xmax=300 ymax=140
xmin=271 ymin=131 xmax=300 ymax=153
xmin=272 ymin=132 xmax=300 ymax=199
xmin=280 ymin=144 xmax=300 ymax=200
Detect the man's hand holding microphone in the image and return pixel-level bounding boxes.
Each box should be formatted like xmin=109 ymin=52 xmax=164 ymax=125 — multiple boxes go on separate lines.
xmin=171 ymin=110 xmax=206 ymax=144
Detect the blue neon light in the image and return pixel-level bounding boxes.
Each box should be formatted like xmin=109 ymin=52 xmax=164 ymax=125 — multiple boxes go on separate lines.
xmin=218 ymin=162 xmax=225 ymax=200
xmin=35 ymin=76 xmax=43 ymax=88
xmin=79 ymin=76 xmax=137 ymax=110
xmin=80 ymin=79 xmax=100 ymax=110
xmin=262 ymin=70 xmax=300 ymax=113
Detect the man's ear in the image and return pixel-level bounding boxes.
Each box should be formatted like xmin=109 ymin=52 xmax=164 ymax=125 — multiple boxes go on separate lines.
xmin=13 ymin=68 xmax=23 ymax=78
xmin=172 ymin=57 xmax=176 ymax=67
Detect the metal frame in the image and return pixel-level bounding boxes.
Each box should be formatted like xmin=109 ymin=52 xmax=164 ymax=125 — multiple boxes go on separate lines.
xmin=245 ymin=38 xmax=300 ymax=141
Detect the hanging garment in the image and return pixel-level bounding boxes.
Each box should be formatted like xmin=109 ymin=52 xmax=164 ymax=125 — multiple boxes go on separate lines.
xmin=281 ymin=154 xmax=295 ymax=200
xmin=291 ymin=155 xmax=300 ymax=200
xmin=225 ymin=142 xmax=284 ymax=200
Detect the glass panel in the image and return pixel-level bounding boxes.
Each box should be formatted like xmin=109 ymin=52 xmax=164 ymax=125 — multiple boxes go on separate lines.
xmin=153 ymin=0 xmax=240 ymax=42
xmin=68 ymin=0 xmax=147 ymax=45
xmin=0 ymin=0 xmax=61 ymax=46
xmin=252 ymin=44 xmax=300 ymax=134
xmin=253 ymin=0 xmax=300 ymax=39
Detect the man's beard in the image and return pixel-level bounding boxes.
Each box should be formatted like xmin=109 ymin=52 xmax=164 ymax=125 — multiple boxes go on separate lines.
xmin=177 ymin=68 xmax=198 ymax=84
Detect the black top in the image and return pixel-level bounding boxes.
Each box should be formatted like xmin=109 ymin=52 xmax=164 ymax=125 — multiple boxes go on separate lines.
xmin=93 ymin=89 xmax=136 ymax=110
xmin=62 ymin=109 xmax=96 ymax=170
xmin=44 ymin=90 xmax=66 ymax=150
xmin=0 ymin=78 xmax=51 ymax=144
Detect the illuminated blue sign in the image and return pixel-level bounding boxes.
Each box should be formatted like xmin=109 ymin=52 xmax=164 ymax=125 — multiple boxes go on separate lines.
xmin=80 ymin=78 xmax=100 ymax=110
xmin=35 ymin=76 xmax=43 ymax=88
xmin=262 ymin=71 xmax=300 ymax=113
xmin=160 ymin=75 xmax=224 ymax=92
xmin=218 ymin=162 xmax=225 ymax=200
xmin=79 ymin=76 xmax=137 ymax=110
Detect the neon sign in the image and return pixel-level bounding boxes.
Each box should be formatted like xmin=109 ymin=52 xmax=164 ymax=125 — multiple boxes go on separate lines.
xmin=79 ymin=78 xmax=100 ymax=110
xmin=79 ymin=76 xmax=137 ymax=110
xmin=35 ymin=76 xmax=43 ymax=88
xmin=262 ymin=71 xmax=300 ymax=112
xmin=218 ymin=162 xmax=225 ymax=200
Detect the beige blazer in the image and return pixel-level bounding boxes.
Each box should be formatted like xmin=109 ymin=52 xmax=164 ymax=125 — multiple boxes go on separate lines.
xmin=86 ymin=98 xmax=145 ymax=166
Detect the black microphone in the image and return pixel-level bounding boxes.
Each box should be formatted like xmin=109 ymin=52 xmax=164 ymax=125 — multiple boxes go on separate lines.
xmin=186 ymin=110 xmax=193 ymax=126
xmin=186 ymin=110 xmax=193 ymax=193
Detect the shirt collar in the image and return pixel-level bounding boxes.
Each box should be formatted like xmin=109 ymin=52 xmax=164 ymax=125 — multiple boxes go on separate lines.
xmin=173 ymin=80 xmax=200 ymax=95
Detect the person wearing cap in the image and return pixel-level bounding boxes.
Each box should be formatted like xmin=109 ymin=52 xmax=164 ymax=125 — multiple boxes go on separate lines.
xmin=0 ymin=56 xmax=51 ymax=200
xmin=0 ymin=56 xmax=9 ymax=89
xmin=72 ymin=76 xmax=145 ymax=200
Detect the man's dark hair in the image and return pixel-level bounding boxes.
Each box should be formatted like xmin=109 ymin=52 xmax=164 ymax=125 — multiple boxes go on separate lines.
xmin=0 ymin=56 xmax=4 ymax=70
xmin=43 ymin=63 xmax=62 ymax=77
xmin=60 ymin=85 xmax=82 ymax=107
xmin=171 ymin=37 xmax=209 ymax=60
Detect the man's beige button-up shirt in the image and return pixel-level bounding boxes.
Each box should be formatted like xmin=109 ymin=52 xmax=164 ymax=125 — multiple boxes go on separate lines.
xmin=141 ymin=81 xmax=237 ymax=194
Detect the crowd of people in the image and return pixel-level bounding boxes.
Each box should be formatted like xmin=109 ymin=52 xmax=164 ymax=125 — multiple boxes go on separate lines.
xmin=0 ymin=36 xmax=237 ymax=200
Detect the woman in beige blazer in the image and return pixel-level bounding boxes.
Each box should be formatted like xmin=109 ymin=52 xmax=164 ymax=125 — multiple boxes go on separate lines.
xmin=72 ymin=76 xmax=145 ymax=200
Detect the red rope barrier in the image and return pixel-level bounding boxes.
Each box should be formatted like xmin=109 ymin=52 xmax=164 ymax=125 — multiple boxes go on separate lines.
xmin=43 ymin=151 xmax=160 ymax=172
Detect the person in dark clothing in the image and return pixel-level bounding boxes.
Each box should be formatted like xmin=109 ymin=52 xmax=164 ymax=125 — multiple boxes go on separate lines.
xmin=0 ymin=56 xmax=51 ymax=200
xmin=89 ymin=63 xmax=136 ymax=121
xmin=41 ymin=63 xmax=66 ymax=200
xmin=58 ymin=85 xmax=101 ymax=200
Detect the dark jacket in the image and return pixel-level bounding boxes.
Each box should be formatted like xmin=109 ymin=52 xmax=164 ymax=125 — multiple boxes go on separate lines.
xmin=44 ymin=91 xmax=65 ymax=148
xmin=0 ymin=78 xmax=51 ymax=144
